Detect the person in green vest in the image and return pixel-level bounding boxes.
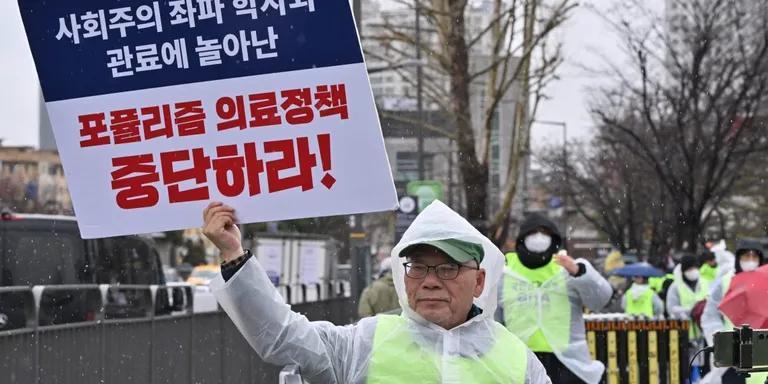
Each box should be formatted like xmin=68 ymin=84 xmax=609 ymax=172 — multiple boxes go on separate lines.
xmin=203 ymin=200 xmax=551 ymax=383
xmin=666 ymin=254 xmax=707 ymax=319
xmin=701 ymin=239 xmax=766 ymax=384
xmin=498 ymin=213 xmax=612 ymax=384
xmin=648 ymin=272 xmax=674 ymax=294
xmin=621 ymin=275 xmax=664 ymax=317
xmin=665 ymin=254 xmax=707 ymax=375
xmin=697 ymin=250 xmax=719 ymax=295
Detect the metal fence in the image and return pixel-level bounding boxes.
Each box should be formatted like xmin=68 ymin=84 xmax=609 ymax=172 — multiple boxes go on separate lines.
xmin=0 ymin=283 xmax=355 ymax=384
xmin=585 ymin=315 xmax=691 ymax=384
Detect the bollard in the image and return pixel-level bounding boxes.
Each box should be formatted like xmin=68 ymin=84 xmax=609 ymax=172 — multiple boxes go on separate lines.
xmin=583 ymin=315 xmax=691 ymax=384
xmin=607 ymin=320 xmax=620 ymax=384
xmin=628 ymin=322 xmax=639 ymax=384
xmin=587 ymin=321 xmax=598 ymax=361
xmin=648 ymin=327 xmax=660 ymax=384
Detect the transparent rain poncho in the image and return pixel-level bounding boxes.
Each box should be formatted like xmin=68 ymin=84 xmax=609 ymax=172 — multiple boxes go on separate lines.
xmin=212 ymin=200 xmax=550 ymax=383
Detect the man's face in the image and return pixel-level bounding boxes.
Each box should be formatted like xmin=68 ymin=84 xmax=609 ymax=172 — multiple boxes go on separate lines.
xmin=403 ymin=246 xmax=485 ymax=330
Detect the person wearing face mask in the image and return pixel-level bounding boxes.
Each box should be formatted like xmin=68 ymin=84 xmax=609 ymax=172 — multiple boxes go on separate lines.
xmin=666 ymin=255 xmax=707 ymax=320
xmin=203 ymin=201 xmax=552 ymax=384
xmin=665 ymin=255 xmax=708 ymax=377
xmin=701 ymin=239 xmax=766 ymax=384
xmin=621 ymin=275 xmax=664 ymax=317
xmin=497 ymin=213 xmax=613 ymax=384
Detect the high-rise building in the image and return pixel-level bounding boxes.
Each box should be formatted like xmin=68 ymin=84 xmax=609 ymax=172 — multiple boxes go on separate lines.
xmin=361 ymin=0 xmax=526 ymax=217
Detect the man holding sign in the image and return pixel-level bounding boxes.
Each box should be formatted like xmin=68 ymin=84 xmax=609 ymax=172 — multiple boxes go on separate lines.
xmin=204 ymin=200 xmax=551 ymax=383
xmin=19 ymin=0 xmax=396 ymax=238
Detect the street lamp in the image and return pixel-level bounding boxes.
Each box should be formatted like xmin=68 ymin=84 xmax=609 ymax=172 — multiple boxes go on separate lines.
xmin=532 ymin=120 xmax=568 ymax=238
xmin=415 ymin=0 xmax=424 ymax=180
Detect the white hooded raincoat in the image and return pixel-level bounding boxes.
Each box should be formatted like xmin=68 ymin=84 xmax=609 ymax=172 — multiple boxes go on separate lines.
xmin=212 ymin=201 xmax=551 ymax=383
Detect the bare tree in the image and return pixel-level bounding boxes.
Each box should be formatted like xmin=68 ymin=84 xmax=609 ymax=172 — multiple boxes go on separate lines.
xmin=365 ymin=0 xmax=573 ymax=244
xmin=717 ymin=151 xmax=768 ymax=239
xmin=541 ymin=139 xmax=651 ymax=249
xmin=591 ymin=0 xmax=768 ymax=252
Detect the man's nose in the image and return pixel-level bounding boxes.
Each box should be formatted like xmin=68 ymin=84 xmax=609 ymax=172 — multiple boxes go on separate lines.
xmin=420 ymin=269 xmax=443 ymax=288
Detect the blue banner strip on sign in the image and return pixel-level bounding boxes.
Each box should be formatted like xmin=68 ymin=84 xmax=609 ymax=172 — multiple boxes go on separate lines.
xmin=19 ymin=0 xmax=364 ymax=102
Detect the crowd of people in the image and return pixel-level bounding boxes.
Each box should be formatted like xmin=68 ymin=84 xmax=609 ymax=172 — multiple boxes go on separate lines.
xmin=202 ymin=200 xmax=765 ymax=383
xmin=603 ymin=239 xmax=766 ymax=384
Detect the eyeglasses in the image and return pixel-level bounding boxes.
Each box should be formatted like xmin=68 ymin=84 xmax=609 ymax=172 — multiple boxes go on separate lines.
xmin=402 ymin=262 xmax=479 ymax=280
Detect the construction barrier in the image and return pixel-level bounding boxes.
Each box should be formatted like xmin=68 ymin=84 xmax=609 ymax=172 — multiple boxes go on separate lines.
xmin=585 ymin=315 xmax=690 ymax=384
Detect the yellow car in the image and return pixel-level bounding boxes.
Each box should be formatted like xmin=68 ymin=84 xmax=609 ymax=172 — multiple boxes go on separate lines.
xmin=186 ymin=264 xmax=221 ymax=286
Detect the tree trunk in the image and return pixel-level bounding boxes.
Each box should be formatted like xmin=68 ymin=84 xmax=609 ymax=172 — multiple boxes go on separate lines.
xmin=444 ymin=0 xmax=488 ymax=231
xmin=673 ymin=208 xmax=703 ymax=252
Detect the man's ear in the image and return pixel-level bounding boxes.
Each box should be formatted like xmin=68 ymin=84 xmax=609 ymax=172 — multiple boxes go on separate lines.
xmin=473 ymin=269 xmax=486 ymax=298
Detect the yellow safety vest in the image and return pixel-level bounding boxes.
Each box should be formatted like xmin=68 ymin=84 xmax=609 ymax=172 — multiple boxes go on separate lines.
xmin=502 ymin=252 xmax=571 ymax=353
xmin=699 ymin=264 xmax=718 ymax=294
xmin=649 ymin=274 xmax=673 ymax=293
xmin=674 ymin=278 xmax=706 ymax=338
xmin=625 ymin=286 xmax=655 ymax=317
xmin=367 ymin=315 xmax=528 ymax=383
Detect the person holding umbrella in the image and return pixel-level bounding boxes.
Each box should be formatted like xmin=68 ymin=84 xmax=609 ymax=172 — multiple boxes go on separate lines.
xmin=701 ymin=239 xmax=767 ymax=384
xmin=621 ymin=275 xmax=664 ymax=317
xmin=610 ymin=262 xmax=665 ymax=317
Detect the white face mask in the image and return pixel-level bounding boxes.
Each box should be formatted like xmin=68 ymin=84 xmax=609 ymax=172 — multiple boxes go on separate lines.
xmin=524 ymin=232 xmax=552 ymax=253
xmin=740 ymin=260 xmax=759 ymax=272
xmin=684 ymin=269 xmax=700 ymax=281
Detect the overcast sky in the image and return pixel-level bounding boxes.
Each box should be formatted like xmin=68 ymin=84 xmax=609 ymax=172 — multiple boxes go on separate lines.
xmin=0 ymin=0 xmax=629 ymax=150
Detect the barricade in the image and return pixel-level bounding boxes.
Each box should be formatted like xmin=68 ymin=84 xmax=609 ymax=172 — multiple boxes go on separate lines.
xmin=585 ymin=314 xmax=690 ymax=384
xmin=0 ymin=282 xmax=354 ymax=384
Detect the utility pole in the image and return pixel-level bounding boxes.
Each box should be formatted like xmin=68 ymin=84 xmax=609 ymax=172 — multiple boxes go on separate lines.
xmin=349 ymin=0 xmax=369 ymax=303
xmin=415 ymin=0 xmax=425 ymax=180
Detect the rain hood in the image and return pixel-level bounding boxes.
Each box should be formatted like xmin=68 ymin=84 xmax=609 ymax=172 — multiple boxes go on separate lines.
xmin=391 ymin=200 xmax=505 ymax=325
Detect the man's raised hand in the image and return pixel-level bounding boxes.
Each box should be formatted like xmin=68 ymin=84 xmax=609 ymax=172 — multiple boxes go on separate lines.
xmin=202 ymin=202 xmax=244 ymax=262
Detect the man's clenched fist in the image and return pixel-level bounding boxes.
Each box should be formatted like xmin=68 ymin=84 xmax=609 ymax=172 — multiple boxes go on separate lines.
xmin=202 ymin=202 xmax=244 ymax=262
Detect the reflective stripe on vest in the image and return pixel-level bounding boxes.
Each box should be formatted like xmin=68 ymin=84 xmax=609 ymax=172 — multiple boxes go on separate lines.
xmin=503 ymin=253 xmax=571 ymax=353
xmin=625 ymin=287 xmax=655 ymax=317
xmin=367 ymin=315 xmax=528 ymax=383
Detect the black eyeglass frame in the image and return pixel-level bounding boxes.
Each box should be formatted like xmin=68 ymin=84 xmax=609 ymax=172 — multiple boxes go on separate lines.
xmin=402 ymin=261 xmax=480 ymax=280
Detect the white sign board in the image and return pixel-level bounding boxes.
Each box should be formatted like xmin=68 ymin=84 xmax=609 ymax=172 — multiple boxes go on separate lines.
xmin=19 ymin=0 xmax=397 ymax=238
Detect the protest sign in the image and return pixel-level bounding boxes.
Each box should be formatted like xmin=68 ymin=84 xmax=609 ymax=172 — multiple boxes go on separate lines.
xmin=18 ymin=0 xmax=397 ymax=238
